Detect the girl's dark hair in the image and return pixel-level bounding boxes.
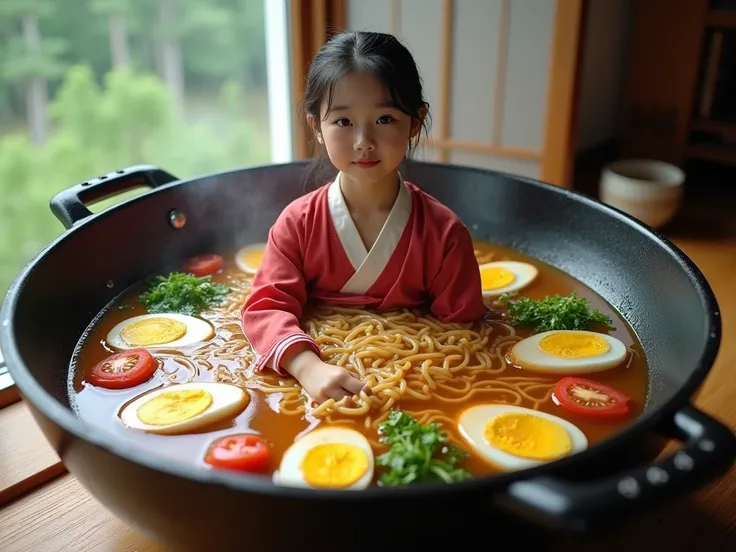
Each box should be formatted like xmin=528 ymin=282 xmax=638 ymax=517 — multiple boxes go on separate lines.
xmin=301 ymin=31 xmax=431 ymax=188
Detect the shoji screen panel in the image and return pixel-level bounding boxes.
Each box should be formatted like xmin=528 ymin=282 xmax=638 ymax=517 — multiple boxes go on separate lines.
xmin=346 ymin=0 xmax=556 ymax=180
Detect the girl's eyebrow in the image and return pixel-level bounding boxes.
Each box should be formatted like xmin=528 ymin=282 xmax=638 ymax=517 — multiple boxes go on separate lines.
xmin=330 ymin=101 xmax=396 ymax=112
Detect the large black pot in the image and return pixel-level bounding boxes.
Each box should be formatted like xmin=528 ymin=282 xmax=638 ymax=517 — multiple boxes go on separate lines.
xmin=1 ymin=161 xmax=734 ymax=551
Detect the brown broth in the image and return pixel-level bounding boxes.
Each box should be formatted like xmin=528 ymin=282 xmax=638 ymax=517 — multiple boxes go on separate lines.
xmin=68 ymin=241 xmax=649 ymax=483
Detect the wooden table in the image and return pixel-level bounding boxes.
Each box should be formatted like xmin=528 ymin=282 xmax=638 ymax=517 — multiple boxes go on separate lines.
xmin=2 ymin=212 xmax=735 ymax=551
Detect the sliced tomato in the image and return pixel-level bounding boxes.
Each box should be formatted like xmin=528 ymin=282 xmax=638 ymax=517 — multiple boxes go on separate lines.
xmin=205 ymin=434 xmax=271 ymax=473
xmin=553 ymin=377 xmax=632 ymax=420
xmin=183 ymin=254 xmax=224 ymax=277
xmin=88 ymin=349 xmax=158 ymax=389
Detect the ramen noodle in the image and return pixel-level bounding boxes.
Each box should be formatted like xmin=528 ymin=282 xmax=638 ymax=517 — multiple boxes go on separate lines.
xmin=68 ymin=242 xmax=649 ymax=482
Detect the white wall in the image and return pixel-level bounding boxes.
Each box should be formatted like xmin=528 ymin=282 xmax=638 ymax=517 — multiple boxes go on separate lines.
xmin=575 ymin=0 xmax=634 ymax=151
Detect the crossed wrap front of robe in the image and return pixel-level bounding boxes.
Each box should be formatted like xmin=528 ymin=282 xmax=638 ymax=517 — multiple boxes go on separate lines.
xmin=241 ymin=172 xmax=486 ymax=374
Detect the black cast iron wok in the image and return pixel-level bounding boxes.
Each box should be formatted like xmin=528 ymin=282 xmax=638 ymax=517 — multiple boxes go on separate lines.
xmin=1 ymin=161 xmax=734 ymax=551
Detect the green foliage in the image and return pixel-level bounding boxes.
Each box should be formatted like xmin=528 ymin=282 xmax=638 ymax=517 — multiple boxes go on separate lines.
xmin=500 ymin=292 xmax=615 ymax=333
xmin=89 ymin=0 xmax=130 ymax=16
xmin=0 ymin=64 xmax=270 ymax=297
xmin=376 ymin=410 xmax=472 ymax=486
xmin=138 ymin=272 xmax=231 ymax=316
xmin=0 ymin=36 xmax=68 ymax=82
xmin=0 ymin=0 xmax=57 ymax=19
xmin=0 ymin=0 xmax=268 ymax=116
xmin=0 ymin=0 xmax=272 ymax=298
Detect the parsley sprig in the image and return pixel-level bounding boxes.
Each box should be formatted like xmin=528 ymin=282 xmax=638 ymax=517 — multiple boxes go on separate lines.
xmin=376 ymin=410 xmax=471 ymax=486
xmin=500 ymin=291 xmax=614 ymax=333
xmin=138 ymin=272 xmax=230 ymax=316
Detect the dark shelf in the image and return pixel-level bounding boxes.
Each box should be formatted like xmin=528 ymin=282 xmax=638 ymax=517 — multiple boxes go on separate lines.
xmin=691 ymin=119 xmax=736 ymax=141
xmin=684 ymin=143 xmax=736 ymax=166
xmin=707 ymin=10 xmax=736 ymax=29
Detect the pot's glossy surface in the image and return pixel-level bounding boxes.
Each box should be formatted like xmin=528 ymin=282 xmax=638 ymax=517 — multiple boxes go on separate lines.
xmin=1 ymin=161 xmax=734 ymax=551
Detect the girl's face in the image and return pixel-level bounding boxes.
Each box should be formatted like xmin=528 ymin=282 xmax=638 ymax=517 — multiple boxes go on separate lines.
xmin=313 ymin=71 xmax=422 ymax=187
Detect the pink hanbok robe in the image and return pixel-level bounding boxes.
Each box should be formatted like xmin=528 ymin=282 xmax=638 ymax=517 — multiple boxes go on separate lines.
xmin=241 ymin=173 xmax=486 ymax=374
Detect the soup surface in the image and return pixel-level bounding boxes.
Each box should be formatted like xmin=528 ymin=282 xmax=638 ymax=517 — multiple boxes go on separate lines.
xmin=68 ymin=241 xmax=648 ymax=488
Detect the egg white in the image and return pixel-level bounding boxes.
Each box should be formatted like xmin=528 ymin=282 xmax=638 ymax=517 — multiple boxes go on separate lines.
xmin=509 ymin=329 xmax=627 ymax=375
xmin=235 ymin=243 xmax=267 ymax=275
xmin=106 ymin=313 xmax=214 ymax=350
xmin=458 ymin=404 xmax=588 ymax=471
xmin=276 ymin=426 xmax=375 ymax=490
xmin=479 ymin=261 xmax=538 ymax=297
xmin=119 ymin=382 xmax=250 ymax=435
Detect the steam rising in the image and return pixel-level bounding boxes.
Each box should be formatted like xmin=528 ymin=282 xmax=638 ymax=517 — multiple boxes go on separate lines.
xmin=167 ymin=160 xmax=338 ymax=264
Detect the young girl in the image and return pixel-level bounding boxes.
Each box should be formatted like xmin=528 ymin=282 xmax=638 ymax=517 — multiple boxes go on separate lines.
xmin=241 ymin=31 xmax=486 ymax=404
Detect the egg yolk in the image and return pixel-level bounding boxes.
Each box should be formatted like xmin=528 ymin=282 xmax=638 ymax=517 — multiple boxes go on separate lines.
xmin=484 ymin=413 xmax=572 ymax=461
xmin=538 ymin=331 xmax=610 ymax=359
xmin=120 ymin=317 xmax=187 ymax=347
xmin=240 ymin=249 xmax=264 ymax=270
xmin=480 ymin=266 xmax=515 ymax=290
xmin=136 ymin=388 xmax=213 ymax=426
xmin=300 ymin=443 xmax=369 ymax=488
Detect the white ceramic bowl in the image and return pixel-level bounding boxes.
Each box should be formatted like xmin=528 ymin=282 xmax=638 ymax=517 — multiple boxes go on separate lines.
xmin=599 ymin=159 xmax=685 ymax=229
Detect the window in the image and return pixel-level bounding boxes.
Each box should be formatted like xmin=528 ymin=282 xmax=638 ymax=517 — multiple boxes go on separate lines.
xmin=0 ymin=0 xmax=291 ymax=299
xmin=0 ymin=0 xmax=292 ymax=397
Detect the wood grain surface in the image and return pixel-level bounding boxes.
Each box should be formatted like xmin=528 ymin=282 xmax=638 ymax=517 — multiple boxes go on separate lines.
xmin=0 ymin=401 xmax=66 ymax=507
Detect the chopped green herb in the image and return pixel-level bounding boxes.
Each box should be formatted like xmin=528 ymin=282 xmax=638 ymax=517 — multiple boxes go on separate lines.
xmin=138 ymin=272 xmax=230 ymax=316
xmin=500 ymin=291 xmax=614 ymax=333
xmin=376 ymin=410 xmax=471 ymax=486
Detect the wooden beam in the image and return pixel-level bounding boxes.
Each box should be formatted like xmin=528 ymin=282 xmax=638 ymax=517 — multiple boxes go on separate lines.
xmin=492 ymin=0 xmax=509 ymax=147
xmin=437 ymin=0 xmax=454 ymax=162
xmin=540 ymin=0 xmax=587 ymax=188
xmin=289 ymin=0 xmax=347 ymax=160
xmin=429 ymin=138 xmax=541 ymax=160
xmin=706 ymin=10 xmax=736 ymax=30
xmin=390 ymin=0 xmax=401 ymax=36
xmin=619 ymin=0 xmax=709 ymax=165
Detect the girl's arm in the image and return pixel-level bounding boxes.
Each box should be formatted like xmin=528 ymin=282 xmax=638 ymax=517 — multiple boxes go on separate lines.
xmin=241 ymin=212 xmax=320 ymax=375
xmin=241 ymin=209 xmax=369 ymax=401
xmin=428 ymin=221 xmax=487 ymax=323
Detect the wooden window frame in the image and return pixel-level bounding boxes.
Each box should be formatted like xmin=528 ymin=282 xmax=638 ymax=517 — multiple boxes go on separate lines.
xmin=289 ymin=0 xmax=346 ymax=159
xmin=0 ymin=353 xmax=19 ymax=408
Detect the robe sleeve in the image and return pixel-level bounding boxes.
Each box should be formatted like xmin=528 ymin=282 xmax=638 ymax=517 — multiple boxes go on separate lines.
xmin=240 ymin=209 xmax=320 ymax=376
xmin=428 ymin=221 xmax=487 ymax=323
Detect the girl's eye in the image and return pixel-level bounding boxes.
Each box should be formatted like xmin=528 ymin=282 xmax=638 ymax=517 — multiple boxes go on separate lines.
xmin=335 ymin=118 xmax=351 ymax=127
xmin=377 ymin=115 xmax=394 ymax=124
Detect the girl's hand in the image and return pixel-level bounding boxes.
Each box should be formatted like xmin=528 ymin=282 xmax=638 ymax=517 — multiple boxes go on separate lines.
xmin=282 ymin=346 xmax=370 ymax=403
xmin=299 ymin=360 xmax=370 ymax=403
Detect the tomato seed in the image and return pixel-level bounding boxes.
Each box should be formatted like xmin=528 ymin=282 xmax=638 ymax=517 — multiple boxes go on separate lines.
xmin=570 ymin=385 xmax=615 ymax=407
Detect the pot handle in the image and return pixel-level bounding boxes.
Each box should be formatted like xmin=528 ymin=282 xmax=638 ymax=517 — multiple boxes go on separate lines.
xmin=496 ymin=404 xmax=736 ymax=532
xmin=50 ymin=164 xmax=179 ymax=229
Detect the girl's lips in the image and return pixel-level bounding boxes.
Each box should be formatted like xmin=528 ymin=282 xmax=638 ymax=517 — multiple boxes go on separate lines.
xmin=353 ymin=159 xmax=380 ymax=168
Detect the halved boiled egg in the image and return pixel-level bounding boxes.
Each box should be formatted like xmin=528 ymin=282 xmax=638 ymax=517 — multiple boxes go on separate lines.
xmin=276 ymin=427 xmax=374 ymax=490
xmin=508 ymin=329 xmax=627 ymax=374
xmin=458 ymin=404 xmax=588 ymax=471
xmin=479 ymin=261 xmax=538 ymax=297
xmin=119 ymin=382 xmax=250 ymax=435
xmin=235 ymin=243 xmax=267 ymax=275
xmin=106 ymin=313 xmax=214 ymax=350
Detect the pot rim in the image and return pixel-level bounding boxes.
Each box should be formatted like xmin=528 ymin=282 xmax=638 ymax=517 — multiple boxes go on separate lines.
xmin=0 ymin=160 xmax=722 ymax=500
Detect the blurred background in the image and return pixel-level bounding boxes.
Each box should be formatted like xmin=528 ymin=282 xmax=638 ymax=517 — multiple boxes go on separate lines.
xmin=0 ymin=0 xmax=276 ymax=297
xmin=1 ymin=0 xmax=735 ymax=298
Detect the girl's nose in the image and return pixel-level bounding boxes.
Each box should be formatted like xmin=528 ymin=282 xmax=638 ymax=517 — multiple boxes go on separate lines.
xmin=354 ymin=129 xmax=376 ymax=151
